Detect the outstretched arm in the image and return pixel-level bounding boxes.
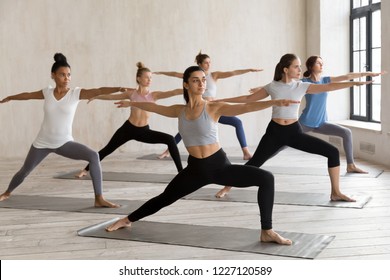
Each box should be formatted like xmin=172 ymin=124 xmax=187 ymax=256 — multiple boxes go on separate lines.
xmin=306 ymin=80 xmax=372 ymax=94
xmin=87 ymin=89 xmax=136 ymax=103
xmin=330 ymin=71 xmax=386 ymax=82
xmin=115 ymin=101 xmax=183 ymax=118
xmin=217 ymin=87 xmax=269 ymax=103
xmin=214 ymin=99 xmax=300 ymax=117
xmin=0 ymin=90 xmax=44 ymax=103
xmin=80 ymin=87 xmax=126 ymax=100
xmin=212 ymin=68 xmax=263 ymax=80
xmin=152 ymin=89 xmax=183 ymax=100
xmin=153 ymin=71 xmax=183 ymax=78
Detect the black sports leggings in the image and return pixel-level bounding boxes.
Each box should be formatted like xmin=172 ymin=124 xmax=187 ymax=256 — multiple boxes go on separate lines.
xmin=247 ymin=120 xmax=340 ymax=168
xmin=85 ymin=120 xmax=183 ymax=172
xmin=128 ymin=149 xmax=275 ymax=230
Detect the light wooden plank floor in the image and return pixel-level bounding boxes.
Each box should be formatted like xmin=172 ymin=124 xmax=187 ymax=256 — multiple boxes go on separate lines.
xmin=1 ymin=146 xmax=390 ymax=260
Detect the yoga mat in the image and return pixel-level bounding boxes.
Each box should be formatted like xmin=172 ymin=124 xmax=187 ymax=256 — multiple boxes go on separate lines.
xmin=0 ymin=195 xmax=144 ymax=214
xmin=184 ymin=188 xmax=371 ymax=209
xmin=261 ymin=166 xmax=383 ymax=178
xmin=136 ymin=154 xmax=383 ymax=177
xmin=78 ymin=218 xmax=334 ymax=259
xmin=55 ymin=171 xmax=175 ymax=183
xmin=137 ymin=153 xmax=246 ymax=163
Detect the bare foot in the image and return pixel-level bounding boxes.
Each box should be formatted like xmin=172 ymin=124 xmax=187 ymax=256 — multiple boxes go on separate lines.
xmin=75 ymin=169 xmax=88 ymax=178
xmin=95 ymin=195 xmax=120 ymax=208
xmin=347 ymin=164 xmax=368 ymax=174
xmin=242 ymin=147 xmax=252 ymax=160
xmin=215 ymin=186 xmax=232 ymax=198
xmin=106 ymin=217 xmax=132 ymax=232
xmin=243 ymin=154 xmax=252 ymax=160
xmin=330 ymin=193 xmax=356 ymax=202
xmin=261 ymin=229 xmax=292 ymax=245
xmin=157 ymin=149 xmax=170 ymax=159
xmin=0 ymin=191 xmax=11 ymax=201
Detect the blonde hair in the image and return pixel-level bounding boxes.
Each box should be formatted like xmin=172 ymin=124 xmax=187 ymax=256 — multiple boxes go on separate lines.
xmin=136 ymin=62 xmax=151 ymax=84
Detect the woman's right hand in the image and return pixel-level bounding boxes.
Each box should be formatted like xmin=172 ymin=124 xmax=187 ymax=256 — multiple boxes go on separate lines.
xmin=114 ymin=100 xmax=131 ymax=108
xmin=0 ymin=97 xmax=10 ymax=103
xmin=275 ymin=99 xmax=300 ymax=107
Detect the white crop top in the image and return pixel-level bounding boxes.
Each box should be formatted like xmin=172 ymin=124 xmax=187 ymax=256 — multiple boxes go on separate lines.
xmin=33 ymin=86 xmax=81 ymax=149
xmin=202 ymin=73 xmax=217 ymax=98
xmin=264 ymin=80 xmax=311 ymax=119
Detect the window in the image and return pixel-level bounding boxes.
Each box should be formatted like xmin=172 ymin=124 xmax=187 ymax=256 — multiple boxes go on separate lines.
xmin=350 ymin=0 xmax=381 ymax=122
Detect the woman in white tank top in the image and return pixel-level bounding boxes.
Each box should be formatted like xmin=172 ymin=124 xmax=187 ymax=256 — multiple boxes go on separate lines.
xmin=0 ymin=53 xmax=124 ymax=208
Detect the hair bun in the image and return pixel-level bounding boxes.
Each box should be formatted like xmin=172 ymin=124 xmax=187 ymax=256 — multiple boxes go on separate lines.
xmin=136 ymin=62 xmax=145 ymax=69
xmin=54 ymin=53 xmax=67 ymax=63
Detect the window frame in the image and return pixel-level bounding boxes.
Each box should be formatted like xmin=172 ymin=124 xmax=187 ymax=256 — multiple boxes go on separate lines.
xmin=349 ymin=0 xmax=381 ymax=123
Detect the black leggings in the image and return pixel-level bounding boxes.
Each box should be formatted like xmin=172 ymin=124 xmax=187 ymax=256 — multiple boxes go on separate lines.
xmin=247 ymin=120 xmax=340 ymax=168
xmin=85 ymin=121 xmax=183 ymax=172
xmin=128 ymin=149 xmax=275 ymax=230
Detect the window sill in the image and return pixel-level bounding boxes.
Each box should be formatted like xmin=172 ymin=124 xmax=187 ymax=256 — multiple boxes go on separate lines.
xmin=334 ymin=120 xmax=381 ymax=133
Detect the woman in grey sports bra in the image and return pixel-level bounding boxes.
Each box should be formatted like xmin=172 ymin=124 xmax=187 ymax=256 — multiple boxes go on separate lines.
xmin=105 ymin=65 xmax=298 ymax=245
xmin=154 ymin=51 xmax=262 ymax=160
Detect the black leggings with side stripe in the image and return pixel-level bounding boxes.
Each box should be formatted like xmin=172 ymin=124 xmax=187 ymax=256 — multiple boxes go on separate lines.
xmin=128 ymin=149 xmax=275 ymax=230
xmin=84 ymin=120 xmax=183 ymax=172
xmin=246 ymin=120 xmax=340 ymax=168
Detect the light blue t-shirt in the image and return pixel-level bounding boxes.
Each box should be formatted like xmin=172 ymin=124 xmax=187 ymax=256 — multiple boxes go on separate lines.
xmin=264 ymin=80 xmax=311 ymax=119
xmin=299 ymin=76 xmax=331 ymax=128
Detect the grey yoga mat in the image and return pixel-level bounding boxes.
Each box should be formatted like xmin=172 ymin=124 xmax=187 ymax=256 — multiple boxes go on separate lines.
xmin=184 ymin=188 xmax=371 ymax=209
xmin=78 ymin=218 xmax=335 ymax=259
xmin=55 ymin=171 xmax=175 ymax=183
xmin=54 ymin=168 xmax=382 ymax=185
xmin=0 ymin=194 xmax=144 ymax=214
xmin=136 ymin=153 xmax=246 ymax=163
xmin=262 ymin=166 xmax=383 ymax=178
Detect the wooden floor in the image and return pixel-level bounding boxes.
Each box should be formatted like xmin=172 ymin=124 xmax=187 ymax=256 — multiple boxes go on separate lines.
xmin=1 ymin=146 xmax=390 ymax=260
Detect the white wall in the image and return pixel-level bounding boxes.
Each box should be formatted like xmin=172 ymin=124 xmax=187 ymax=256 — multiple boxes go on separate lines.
xmin=0 ymin=0 xmax=307 ymax=159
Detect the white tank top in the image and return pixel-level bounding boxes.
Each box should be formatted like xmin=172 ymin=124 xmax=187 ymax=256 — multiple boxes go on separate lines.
xmin=33 ymin=86 xmax=80 ymax=149
xmin=202 ymin=73 xmax=217 ymax=98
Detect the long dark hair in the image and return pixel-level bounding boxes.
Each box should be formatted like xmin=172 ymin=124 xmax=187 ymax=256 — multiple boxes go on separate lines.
xmin=303 ymin=55 xmax=321 ymax=78
xmin=273 ymin=53 xmax=298 ymax=81
xmin=182 ymin=66 xmax=204 ymax=103
xmin=51 ymin=53 xmax=70 ymax=73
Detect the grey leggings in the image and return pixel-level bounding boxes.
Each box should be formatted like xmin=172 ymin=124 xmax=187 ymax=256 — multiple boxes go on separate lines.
xmin=6 ymin=141 xmax=102 ymax=195
xmin=300 ymin=122 xmax=354 ymax=164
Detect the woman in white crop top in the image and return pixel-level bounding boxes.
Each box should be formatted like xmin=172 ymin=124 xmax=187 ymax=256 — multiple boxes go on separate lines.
xmin=214 ymin=53 xmax=372 ymax=201
xmin=154 ymin=51 xmax=262 ymax=160
xmin=75 ymin=62 xmax=184 ymax=178
xmin=0 ymin=53 xmax=123 ymax=208
xmin=105 ymin=65 xmax=299 ymax=246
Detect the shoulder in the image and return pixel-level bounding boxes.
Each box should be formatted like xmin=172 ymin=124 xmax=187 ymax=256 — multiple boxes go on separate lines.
xmin=207 ymin=100 xmax=225 ymax=112
xmin=71 ymin=87 xmax=82 ymax=98
xmin=296 ymin=80 xmax=312 ymax=91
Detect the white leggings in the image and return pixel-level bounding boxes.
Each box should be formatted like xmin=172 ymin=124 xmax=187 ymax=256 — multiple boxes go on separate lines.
xmin=300 ymin=122 xmax=354 ymax=164
xmin=6 ymin=141 xmax=103 ymax=195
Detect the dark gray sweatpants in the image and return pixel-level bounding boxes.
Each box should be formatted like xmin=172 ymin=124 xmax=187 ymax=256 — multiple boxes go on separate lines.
xmin=6 ymin=141 xmax=103 ymax=195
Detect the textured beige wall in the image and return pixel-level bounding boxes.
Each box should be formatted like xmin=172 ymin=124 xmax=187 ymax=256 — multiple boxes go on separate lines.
xmin=0 ymin=0 xmax=307 ymax=158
